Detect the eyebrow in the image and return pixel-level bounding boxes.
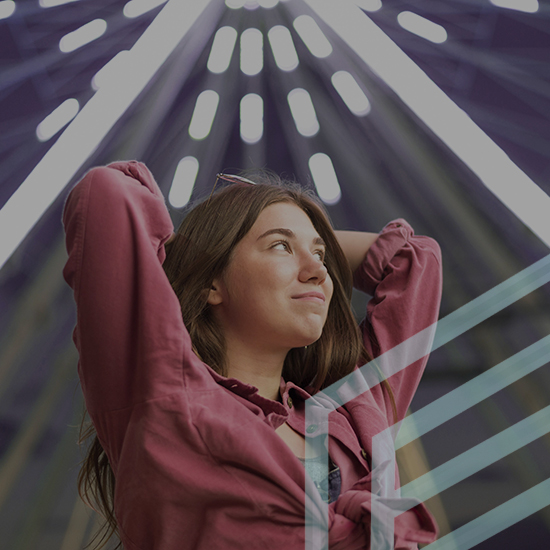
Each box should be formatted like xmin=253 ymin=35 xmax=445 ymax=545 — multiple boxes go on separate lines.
xmin=257 ymin=228 xmax=326 ymax=247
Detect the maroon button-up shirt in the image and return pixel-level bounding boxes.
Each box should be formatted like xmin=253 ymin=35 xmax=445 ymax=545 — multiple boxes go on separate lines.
xmin=62 ymin=161 xmax=442 ymax=549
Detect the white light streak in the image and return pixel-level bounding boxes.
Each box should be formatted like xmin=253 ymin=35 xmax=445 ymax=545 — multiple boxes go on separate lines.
xmin=490 ymin=0 xmax=538 ymax=13
xmin=287 ymin=89 xmax=319 ymax=137
xmin=353 ymin=0 xmax=382 ymax=12
xmin=397 ymin=11 xmax=447 ymax=44
xmin=0 ymin=0 xmax=15 ymax=19
xmin=331 ymin=71 xmax=371 ymax=116
xmin=304 ymin=0 xmax=550 ymax=247
xmin=207 ymin=26 xmax=238 ymax=74
xmin=188 ymin=90 xmax=220 ymax=140
xmin=225 ymin=0 xmax=245 ymax=8
xmin=124 ymin=0 xmax=168 ymax=18
xmin=59 ymin=19 xmax=107 ymax=53
xmin=244 ymin=0 xmax=260 ymax=9
xmin=259 ymin=0 xmax=278 ymax=7
xmin=293 ymin=15 xmax=332 ymax=58
xmin=240 ymin=28 xmax=263 ymax=76
xmin=268 ymin=26 xmax=299 ymax=72
xmin=36 ymin=99 xmax=80 ymax=142
xmin=91 ymin=50 xmax=129 ymax=91
xmin=39 ymin=0 xmax=80 ymax=7
xmin=309 ymin=153 xmax=341 ymax=205
xmin=169 ymin=156 xmax=199 ymax=208
xmin=0 ymin=0 xmax=215 ymax=274
xmin=240 ymin=93 xmax=263 ymax=144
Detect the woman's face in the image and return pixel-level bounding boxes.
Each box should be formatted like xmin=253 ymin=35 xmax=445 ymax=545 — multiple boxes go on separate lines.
xmin=208 ymin=202 xmax=334 ymax=353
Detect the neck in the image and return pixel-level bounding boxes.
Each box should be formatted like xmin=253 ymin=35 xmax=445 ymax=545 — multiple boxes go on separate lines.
xmin=225 ymin=342 xmax=287 ymax=402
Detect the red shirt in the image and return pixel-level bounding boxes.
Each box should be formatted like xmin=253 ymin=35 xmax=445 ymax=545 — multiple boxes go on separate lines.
xmin=62 ymin=161 xmax=442 ymax=549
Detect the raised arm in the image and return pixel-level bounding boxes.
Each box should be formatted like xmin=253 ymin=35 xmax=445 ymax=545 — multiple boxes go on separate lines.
xmin=62 ymin=161 xmax=190 ymax=418
xmin=334 ymin=230 xmax=379 ymax=274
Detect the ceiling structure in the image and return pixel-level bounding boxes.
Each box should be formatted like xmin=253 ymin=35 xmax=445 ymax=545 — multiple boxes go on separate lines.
xmin=1 ymin=0 xmax=550 ymax=548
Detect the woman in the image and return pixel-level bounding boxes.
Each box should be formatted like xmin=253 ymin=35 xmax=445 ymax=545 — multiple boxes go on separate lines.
xmin=62 ymin=160 xmax=442 ymax=549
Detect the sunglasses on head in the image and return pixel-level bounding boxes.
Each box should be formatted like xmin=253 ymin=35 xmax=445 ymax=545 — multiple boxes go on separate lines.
xmin=207 ymin=173 xmax=257 ymax=205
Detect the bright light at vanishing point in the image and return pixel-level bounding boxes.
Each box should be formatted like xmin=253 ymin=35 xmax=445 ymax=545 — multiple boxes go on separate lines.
xmin=331 ymin=71 xmax=371 ymax=116
xmin=189 ymin=90 xmax=220 ymax=140
xmin=240 ymin=93 xmax=264 ymax=144
xmin=169 ymin=156 xmax=199 ymax=208
xmin=287 ymin=89 xmax=319 ymax=137
xmin=240 ymin=28 xmax=263 ymax=76
xmin=397 ymin=11 xmax=448 ymax=44
xmin=207 ymin=27 xmax=238 ymax=74
xmin=36 ymin=99 xmax=80 ymax=142
xmin=309 ymin=153 xmax=342 ymax=205
xmin=59 ymin=19 xmax=107 ymax=53
xmin=293 ymin=15 xmax=332 ymax=58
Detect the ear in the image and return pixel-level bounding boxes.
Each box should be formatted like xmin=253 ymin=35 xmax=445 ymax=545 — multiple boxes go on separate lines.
xmin=207 ymin=279 xmax=224 ymax=306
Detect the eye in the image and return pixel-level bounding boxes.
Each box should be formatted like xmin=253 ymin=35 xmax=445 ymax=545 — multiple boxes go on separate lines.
xmin=272 ymin=240 xmax=291 ymax=252
xmin=313 ymin=249 xmax=326 ymax=262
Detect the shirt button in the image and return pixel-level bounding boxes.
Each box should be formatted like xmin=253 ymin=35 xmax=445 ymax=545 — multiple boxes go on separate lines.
xmin=306 ymin=424 xmax=317 ymax=434
xmin=287 ymin=396 xmax=293 ymax=408
xmin=361 ymin=449 xmax=368 ymax=460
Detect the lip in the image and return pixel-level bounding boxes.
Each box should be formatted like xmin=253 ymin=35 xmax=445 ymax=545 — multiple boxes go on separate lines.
xmin=291 ymin=291 xmax=326 ymax=303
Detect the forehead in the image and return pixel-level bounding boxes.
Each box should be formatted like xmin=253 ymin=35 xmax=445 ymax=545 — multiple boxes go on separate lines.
xmin=251 ymin=202 xmax=320 ymax=238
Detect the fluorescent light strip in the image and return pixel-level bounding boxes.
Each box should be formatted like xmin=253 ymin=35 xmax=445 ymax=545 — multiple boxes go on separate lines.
xmin=287 ymin=88 xmax=319 ymax=137
xmin=92 ymin=50 xmax=130 ymax=91
xmin=36 ymin=99 xmax=80 ymax=142
xmin=244 ymin=0 xmax=260 ymax=9
xmin=39 ymin=0 xmax=80 ymax=7
xmin=353 ymin=0 xmax=382 ymax=12
xmin=169 ymin=156 xmax=199 ymax=208
xmin=207 ymin=26 xmax=238 ymax=74
xmin=304 ymin=0 xmax=550 ymax=248
xmin=268 ymin=26 xmax=299 ymax=72
xmin=490 ymin=0 xmax=539 ymax=13
xmin=225 ymin=0 xmax=245 ymax=8
xmin=240 ymin=93 xmax=263 ymax=144
xmin=309 ymin=153 xmax=341 ymax=205
xmin=259 ymin=0 xmax=278 ymax=8
xmin=240 ymin=28 xmax=263 ymax=76
xmin=397 ymin=11 xmax=447 ymax=44
xmin=124 ymin=0 xmax=168 ymax=18
xmin=188 ymin=90 xmax=220 ymax=140
xmin=292 ymin=15 xmax=332 ymax=58
xmin=0 ymin=0 xmax=214 ymax=274
xmin=59 ymin=19 xmax=107 ymax=53
xmin=0 ymin=0 xmax=15 ymax=19
xmin=331 ymin=71 xmax=371 ymax=116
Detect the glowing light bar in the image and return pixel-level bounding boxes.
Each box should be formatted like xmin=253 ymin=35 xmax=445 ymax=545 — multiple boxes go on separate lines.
xmin=207 ymin=26 xmax=238 ymax=74
xmin=169 ymin=156 xmax=199 ymax=208
xmin=490 ymin=0 xmax=538 ymax=13
xmin=0 ymin=0 xmax=215 ymax=274
xmin=0 ymin=1 xmax=15 ymax=19
xmin=353 ymin=0 xmax=382 ymax=12
xmin=40 ymin=0 xmax=80 ymax=7
xmin=240 ymin=28 xmax=263 ymax=76
xmin=188 ymin=90 xmax=220 ymax=140
xmin=268 ymin=26 xmax=299 ymax=72
xmin=59 ymin=19 xmax=107 ymax=53
xmin=397 ymin=11 xmax=448 ymax=44
xmin=331 ymin=71 xmax=371 ymax=116
xmin=240 ymin=93 xmax=263 ymax=144
xmin=309 ymin=153 xmax=341 ymax=205
xmin=287 ymin=89 xmax=319 ymax=137
xmin=259 ymin=0 xmax=279 ymax=8
xmin=92 ymin=50 xmax=129 ymax=91
xmin=225 ymin=0 xmax=245 ymax=8
xmin=36 ymin=99 xmax=80 ymax=142
xmin=293 ymin=15 xmax=332 ymax=58
xmin=124 ymin=0 xmax=168 ymax=18
xmin=303 ymin=2 xmax=550 ymax=246
xmin=244 ymin=0 xmax=260 ymax=9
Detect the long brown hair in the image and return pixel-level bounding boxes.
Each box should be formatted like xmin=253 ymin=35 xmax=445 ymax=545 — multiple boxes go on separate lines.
xmin=77 ymin=172 xmax=396 ymax=549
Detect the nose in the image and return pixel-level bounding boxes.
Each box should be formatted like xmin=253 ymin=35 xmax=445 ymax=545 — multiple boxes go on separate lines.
xmin=298 ymin=253 xmax=328 ymax=284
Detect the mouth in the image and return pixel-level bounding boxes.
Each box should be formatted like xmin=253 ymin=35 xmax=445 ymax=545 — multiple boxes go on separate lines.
xmin=291 ymin=292 xmax=326 ymax=303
